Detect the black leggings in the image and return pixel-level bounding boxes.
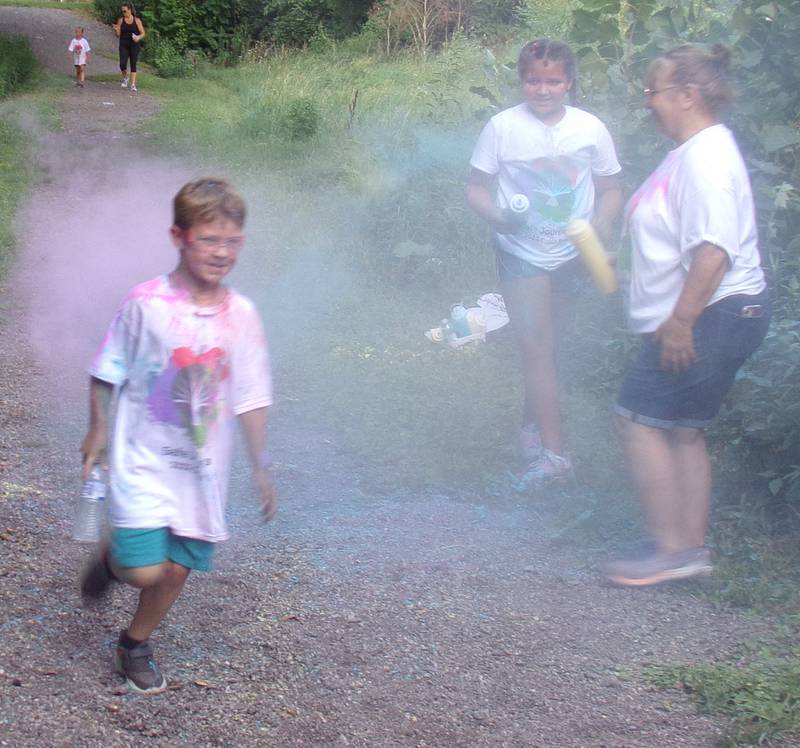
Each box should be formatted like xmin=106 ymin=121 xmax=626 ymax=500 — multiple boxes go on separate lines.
xmin=119 ymin=40 xmax=140 ymax=73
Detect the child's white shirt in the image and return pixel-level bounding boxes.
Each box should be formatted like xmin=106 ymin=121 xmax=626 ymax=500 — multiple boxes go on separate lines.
xmin=68 ymin=37 xmax=91 ymax=65
xmin=90 ymin=275 xmax=273 ymax=542
xmin=470 ymin=103 xmax=621 ymax=270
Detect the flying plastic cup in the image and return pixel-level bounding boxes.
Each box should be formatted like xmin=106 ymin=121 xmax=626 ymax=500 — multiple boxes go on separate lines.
xmin=565 ymin=219 xmax=618 ymax=294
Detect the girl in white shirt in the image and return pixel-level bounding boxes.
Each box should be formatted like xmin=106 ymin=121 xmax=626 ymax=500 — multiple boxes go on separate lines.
xmin=467 ymin=39 xmax=623 ymax=487
xmin=67 ymin=27 xmax=91 ymax=87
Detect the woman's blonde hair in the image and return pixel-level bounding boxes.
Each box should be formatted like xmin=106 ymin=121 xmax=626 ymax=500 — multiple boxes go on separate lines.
xmin=651 ymin=43 xmax=734 ymax=115
xmin=173 ymin=177 xmax=246 ymax=230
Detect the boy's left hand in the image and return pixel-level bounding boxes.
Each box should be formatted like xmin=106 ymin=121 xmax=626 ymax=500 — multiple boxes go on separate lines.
xmin=254 ymin=467 xmax=278 ymax=522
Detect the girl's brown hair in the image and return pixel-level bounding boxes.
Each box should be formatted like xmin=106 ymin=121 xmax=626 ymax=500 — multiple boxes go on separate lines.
xmin=517 ymin=38 xmax=578 ymax=82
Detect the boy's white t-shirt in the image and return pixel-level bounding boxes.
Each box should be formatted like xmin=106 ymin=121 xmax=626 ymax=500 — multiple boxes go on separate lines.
xmin=90 ymin=275 xmax=273 ymax=542
xmin=470 ymin=103 xmax=621 ymax=270
xmin=625 ymin=124 xmax=766 ymax=334
xmin=68 ymin=37 xmax=91 ymax=65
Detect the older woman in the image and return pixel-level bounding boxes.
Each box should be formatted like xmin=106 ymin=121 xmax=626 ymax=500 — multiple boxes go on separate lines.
xmin=114 ymin=3 xmax=145 ymax=92
xmin=606 ymin=44 xmax=770 ymax=586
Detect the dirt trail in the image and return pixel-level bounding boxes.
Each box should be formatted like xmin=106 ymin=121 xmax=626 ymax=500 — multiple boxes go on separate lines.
xmin=0 ymin=7 xmax=776 ymax=747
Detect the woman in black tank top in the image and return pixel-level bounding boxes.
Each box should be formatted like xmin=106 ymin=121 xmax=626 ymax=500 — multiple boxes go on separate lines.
xmin=114 ymin=2 xmax=145 ymax=91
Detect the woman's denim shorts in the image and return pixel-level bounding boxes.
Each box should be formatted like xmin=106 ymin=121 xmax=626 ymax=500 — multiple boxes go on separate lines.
xmin=615 ymin=290 xmax=770 ymax=429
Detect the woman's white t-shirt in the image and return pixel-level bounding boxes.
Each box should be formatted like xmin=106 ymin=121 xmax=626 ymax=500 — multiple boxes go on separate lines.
xmin=625 ymin=124 xmax=766 ymax=334
xmin=470 ymin=103 xmax=621 ymax=270
xmin=90 ymin=275 xmax=273 ymax=542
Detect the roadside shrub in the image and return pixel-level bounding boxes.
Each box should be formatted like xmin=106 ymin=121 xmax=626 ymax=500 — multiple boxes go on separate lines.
xmin=256 ymin=0 xmax=371 ymax=46
xmin=515 ymin=0 xmax=573 ymax=39
xmin=146 ymin=34 xmax=196 ymax=77
xmin=94 ymin=0 xmax=148 ymax=25
xmin=0 ymin=37 xmax=37 ymax=99
xmin=284 ymin=97 xmax=320 ymax=140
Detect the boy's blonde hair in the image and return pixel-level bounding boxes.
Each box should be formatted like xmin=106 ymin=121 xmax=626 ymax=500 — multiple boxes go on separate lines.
xmin=173 ymin=177 xmax=246 ymax=230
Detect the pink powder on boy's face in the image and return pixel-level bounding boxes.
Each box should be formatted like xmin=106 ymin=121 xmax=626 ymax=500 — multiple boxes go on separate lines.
xmin=174 ymin=218 xmax=245 ymax=291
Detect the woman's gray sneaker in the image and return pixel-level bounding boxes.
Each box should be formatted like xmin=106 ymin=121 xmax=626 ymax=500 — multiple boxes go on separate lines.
xmin=605 ymin=546 xmax=712 ymax=587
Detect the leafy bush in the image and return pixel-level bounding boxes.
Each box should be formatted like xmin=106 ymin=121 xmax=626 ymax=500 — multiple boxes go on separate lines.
xmin=515 ymin=0 xmax=573 ymax=39
xmin=0 ymin=36 xmax=37 ymax=99
xmin=255 ymin=0 xmax=371 ymax=47
xmin=146 ymin=33 xmax=197 ymax=77
xmin=93 ymin=0 xmax=148 ymax=26
xmin=133 ymin=0 xmax=257 ymax=57
xmin=284 ymin=97 xmax=320 ymax=140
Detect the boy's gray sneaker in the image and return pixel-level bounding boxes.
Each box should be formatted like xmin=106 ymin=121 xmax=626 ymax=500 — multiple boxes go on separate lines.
xmin=605 ymin=546 xmax=712 ymax=587
xmin=115 ymin=635 xmax=167 ymax=694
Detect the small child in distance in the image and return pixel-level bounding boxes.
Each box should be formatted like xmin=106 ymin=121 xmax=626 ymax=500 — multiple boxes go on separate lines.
xmin=67 ymin=27 xmax=91 ymax=87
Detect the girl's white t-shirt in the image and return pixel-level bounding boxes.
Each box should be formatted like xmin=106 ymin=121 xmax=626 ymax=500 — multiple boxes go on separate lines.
xmin=470 ymin=103 xmax=621 ymax=270
xmin=90 ymin=275 xmax=273 ymax=542
xmin=68 ymin=37 xmax=91 ymax=65
xmin=625 ymin=124 xmax=766 ymax=334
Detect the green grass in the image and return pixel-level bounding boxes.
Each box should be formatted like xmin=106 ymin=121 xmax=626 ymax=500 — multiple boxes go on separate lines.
xmin=0 ymin=117 xmax=30 ymax=279
xmin=646 ymin=648 xmax=800 ymax=746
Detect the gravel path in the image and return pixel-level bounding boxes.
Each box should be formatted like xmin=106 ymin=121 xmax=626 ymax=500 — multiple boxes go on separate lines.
xmin=0 ymin=7 xmax=778 ymax=747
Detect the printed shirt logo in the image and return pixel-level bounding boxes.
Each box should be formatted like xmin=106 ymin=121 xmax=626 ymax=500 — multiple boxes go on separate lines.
xmin=147 ymin=346 xmax=230 ymax=447
xmin=505 ymin=157 xmax=582 ymax=247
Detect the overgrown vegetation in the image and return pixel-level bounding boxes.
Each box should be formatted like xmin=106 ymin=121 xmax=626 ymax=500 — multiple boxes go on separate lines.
xmin=646 ymin=650 xmax=800 ymax=746
xmin=0 ymin=35 xmax=38 ymax=278
xmin=0 ymin=118 xmax=30 ymax=279
xmin=0 ymin=35 xmax=37 ymax=99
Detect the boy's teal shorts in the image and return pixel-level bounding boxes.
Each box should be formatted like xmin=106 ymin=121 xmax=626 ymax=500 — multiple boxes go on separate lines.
xmin=110 ymin=528 xmax=214 ymax=572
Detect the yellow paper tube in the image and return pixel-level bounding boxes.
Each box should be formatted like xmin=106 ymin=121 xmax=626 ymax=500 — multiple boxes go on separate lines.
xmin=566 ymin=219 xmax=618 ymax=294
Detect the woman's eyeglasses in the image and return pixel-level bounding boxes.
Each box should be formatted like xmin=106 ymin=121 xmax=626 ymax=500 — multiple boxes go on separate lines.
xmin=643 ymin=84 xmax=679 ymax=98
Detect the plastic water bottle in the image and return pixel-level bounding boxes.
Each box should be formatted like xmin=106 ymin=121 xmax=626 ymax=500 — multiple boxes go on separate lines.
xmin=450 ymin=304 xmax=471 ymax=338
xmin=73 ymin=466 xmax=106 ymax=543
xmin=503 ymin=193 xmax=530 ymax=226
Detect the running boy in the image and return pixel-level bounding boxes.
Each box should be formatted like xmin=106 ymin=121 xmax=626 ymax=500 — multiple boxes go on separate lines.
xmin=67 ymin=27 xmax=91 ymax=87
xmin=467 ymin=39 xmax=622 ymax=488
xmin=79 ymin=177 xmax=277 ymax=694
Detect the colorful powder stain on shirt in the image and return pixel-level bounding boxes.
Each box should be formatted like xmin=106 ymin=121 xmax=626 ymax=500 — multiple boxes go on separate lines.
xmin=147 ymin=346 xmax=230 ymax=447
xmin=625 ymin=151 xmax=679 ymax=222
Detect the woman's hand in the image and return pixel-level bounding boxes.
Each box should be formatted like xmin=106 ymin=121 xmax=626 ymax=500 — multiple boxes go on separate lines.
xmin=655 ymin=314 xmax=695 ymax=373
